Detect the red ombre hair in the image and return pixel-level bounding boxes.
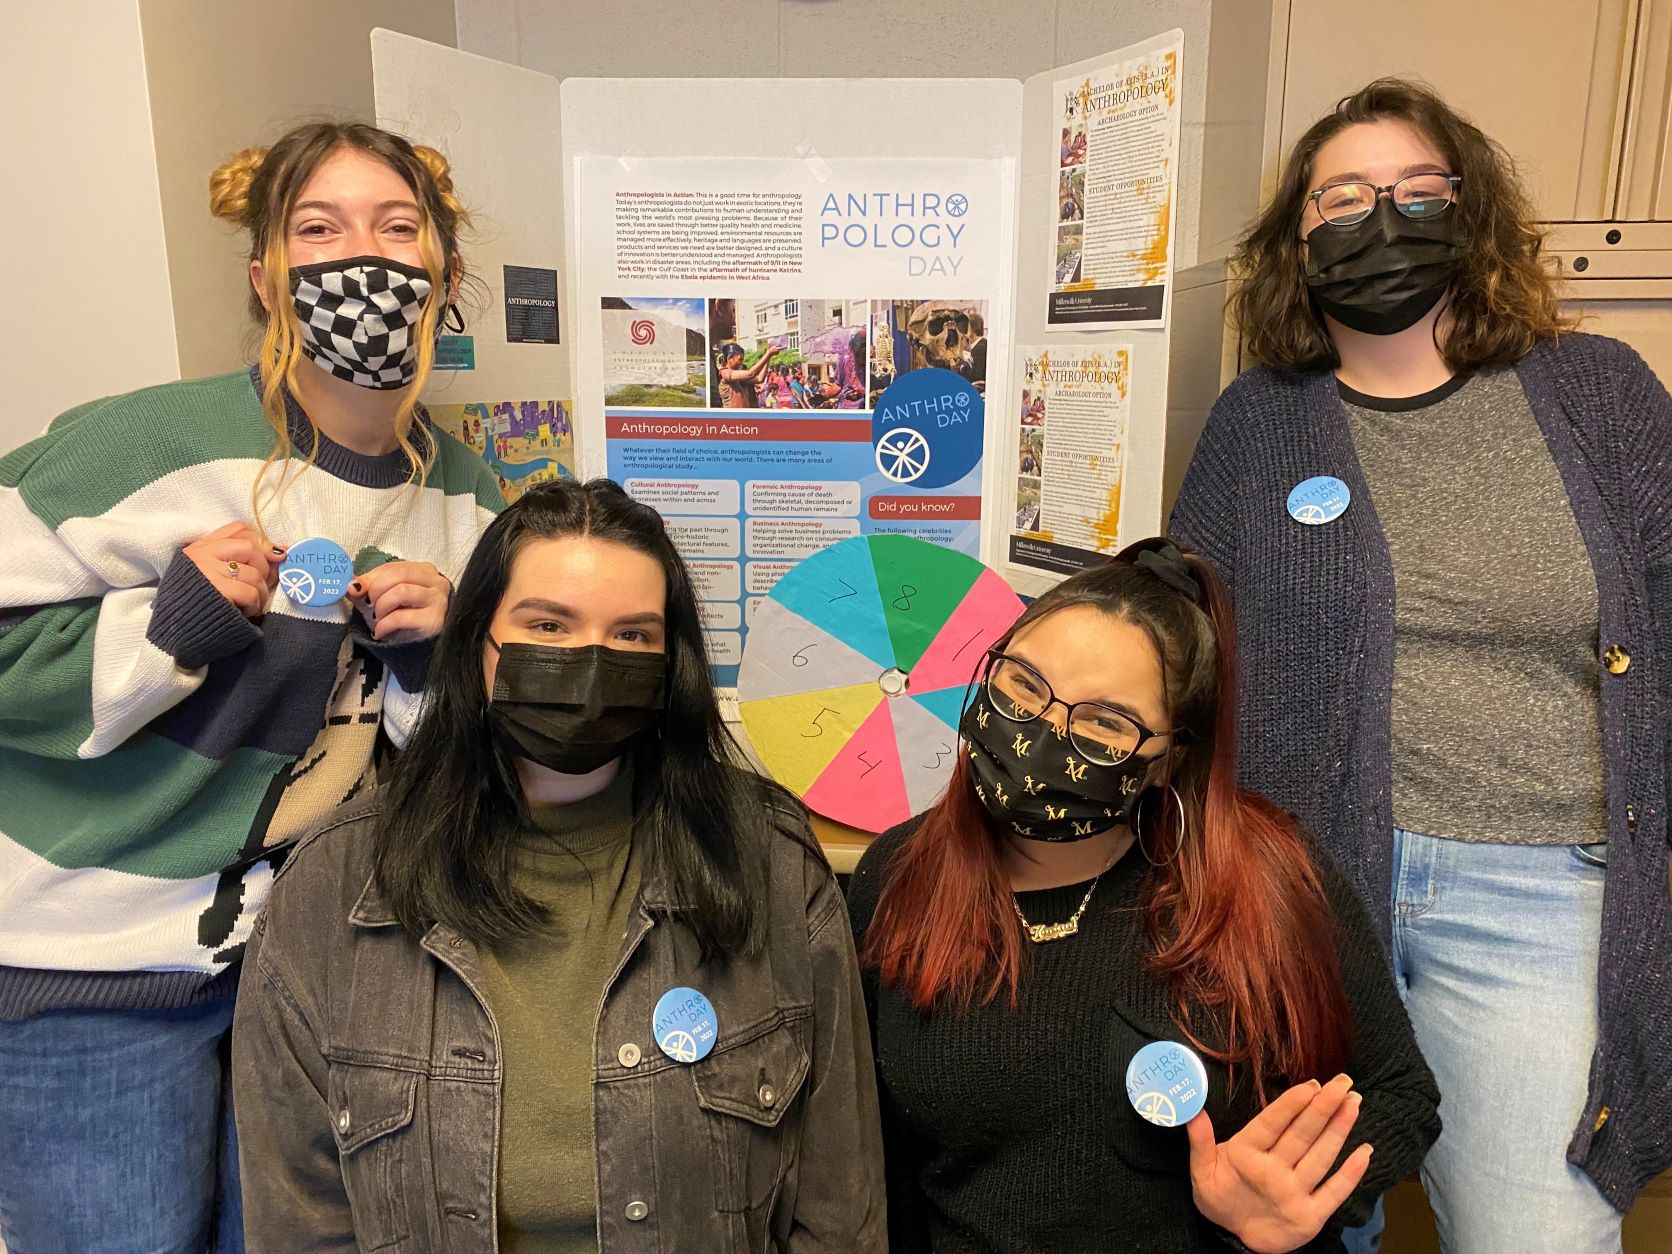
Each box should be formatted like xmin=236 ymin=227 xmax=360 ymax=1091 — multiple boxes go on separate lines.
xmin=862 ymin=540 xmax=1353 ymax=1096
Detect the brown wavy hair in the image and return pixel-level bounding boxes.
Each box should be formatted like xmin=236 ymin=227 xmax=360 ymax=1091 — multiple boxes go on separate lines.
xmin=1232 ymin=78 xmax=1572 ymax=373
xmin=207 ymin=123 xmax=471 ymax=526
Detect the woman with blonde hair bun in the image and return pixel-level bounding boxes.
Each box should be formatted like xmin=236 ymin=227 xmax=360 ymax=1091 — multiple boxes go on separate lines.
xmin=0 ymin=122 xmax=501 ymax=1252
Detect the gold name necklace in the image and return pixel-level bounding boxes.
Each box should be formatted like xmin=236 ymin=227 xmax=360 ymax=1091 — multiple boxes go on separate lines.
xmin=1009 ymin=848 xmax=1120 ymax=943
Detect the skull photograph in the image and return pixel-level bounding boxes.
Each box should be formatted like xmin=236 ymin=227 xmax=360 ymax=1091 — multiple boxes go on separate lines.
xmin=870 ymin=298 xmax=989 ymax=404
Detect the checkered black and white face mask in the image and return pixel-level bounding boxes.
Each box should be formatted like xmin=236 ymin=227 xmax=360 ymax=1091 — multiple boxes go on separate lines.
xmin=288 ymin=255 xmax=435 ymax=390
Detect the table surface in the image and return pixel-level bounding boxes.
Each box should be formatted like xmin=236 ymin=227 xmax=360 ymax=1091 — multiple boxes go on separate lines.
xmin=810 ymin=814 xmax=875 ymax=876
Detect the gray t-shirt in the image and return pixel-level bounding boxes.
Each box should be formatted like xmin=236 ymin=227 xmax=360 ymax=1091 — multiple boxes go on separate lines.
xmin=1342 ymin=368 xmax=1606 ymax=844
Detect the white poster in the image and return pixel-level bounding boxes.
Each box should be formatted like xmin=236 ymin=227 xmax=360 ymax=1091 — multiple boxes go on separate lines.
xmin=1047 ymin=33 xmax=1182 ymax=329
xmin=573 ymin=157 xmax=1011 ymax=692
xmin=1007 ymin=344 xmax=1132 ymax=576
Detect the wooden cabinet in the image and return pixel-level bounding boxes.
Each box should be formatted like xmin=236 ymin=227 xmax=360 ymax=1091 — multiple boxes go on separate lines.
xmin=1274 ymin=0 xmax=1671 ymax=224
xmin=1618 ymin=0 xmax=1672 ymax=219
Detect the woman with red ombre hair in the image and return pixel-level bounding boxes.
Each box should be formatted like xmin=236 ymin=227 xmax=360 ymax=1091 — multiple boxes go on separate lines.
xmin=847 ymin=540 xmax=1440 ymax=1253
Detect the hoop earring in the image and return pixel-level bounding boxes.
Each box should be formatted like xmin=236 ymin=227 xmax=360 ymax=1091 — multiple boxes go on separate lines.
xmin=444 ymin=301 xmax=466 ymax=333
xmin=1135 ymin=785 xmax=1188 ymax=868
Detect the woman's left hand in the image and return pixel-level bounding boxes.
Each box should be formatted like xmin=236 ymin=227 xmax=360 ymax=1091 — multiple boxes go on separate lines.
xmin=349 ymin=562 xmax=452 ymax=645
xmin=1186 ymin=1073 xmax=1372 ymax=1253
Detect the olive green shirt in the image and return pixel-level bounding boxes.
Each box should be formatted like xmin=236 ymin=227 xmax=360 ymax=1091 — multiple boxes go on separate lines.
xmin=479 ymin=766 xmax=640 ymax=1253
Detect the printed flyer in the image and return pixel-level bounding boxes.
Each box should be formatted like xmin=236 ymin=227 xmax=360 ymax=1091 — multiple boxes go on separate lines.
xmin=575 ymin=156 xmax=1009 ymax=688
xmin=1007 ymin=344 xmax=1132 ymax=576
xmin=1047 ymin=32 xmax=1182 ymax=328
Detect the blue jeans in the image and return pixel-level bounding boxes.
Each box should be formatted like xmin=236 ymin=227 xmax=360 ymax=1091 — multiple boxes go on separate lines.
xmin=1341 ymin=831 xmax=1622 ymax=1254
xmin=0 ymin=992 xmax=243 ymax=1254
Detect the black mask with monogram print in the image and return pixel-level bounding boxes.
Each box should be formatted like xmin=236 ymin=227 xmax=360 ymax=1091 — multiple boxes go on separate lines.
xmin=959 ymin=686 xmax=1149 ymax=842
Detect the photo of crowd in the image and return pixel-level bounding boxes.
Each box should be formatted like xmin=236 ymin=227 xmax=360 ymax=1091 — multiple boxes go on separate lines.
xmin=706 ymin=298 xmax=867 ymax=410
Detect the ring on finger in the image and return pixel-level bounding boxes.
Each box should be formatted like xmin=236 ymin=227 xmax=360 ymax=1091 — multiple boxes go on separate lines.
xmin=226 ymin=561 xmax=241 ymax=578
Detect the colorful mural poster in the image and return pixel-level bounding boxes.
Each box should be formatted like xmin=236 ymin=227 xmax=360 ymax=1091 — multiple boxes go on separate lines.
xmin=429 ymin=399 xmax=576 ymax=503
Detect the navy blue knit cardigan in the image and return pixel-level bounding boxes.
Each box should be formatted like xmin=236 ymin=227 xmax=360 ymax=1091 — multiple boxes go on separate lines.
xmin=1170 ymin=332 xmax=1671 ymax=1210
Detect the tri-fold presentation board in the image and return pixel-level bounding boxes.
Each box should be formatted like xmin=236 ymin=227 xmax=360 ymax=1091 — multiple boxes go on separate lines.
xmin=372 ymin=29 xmax=1186 ymax=620
xmin=373 ymin=30 xmax=1189 ymax=857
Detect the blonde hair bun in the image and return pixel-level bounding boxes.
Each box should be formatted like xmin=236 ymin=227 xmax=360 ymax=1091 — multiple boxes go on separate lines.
xmin=208 ymin=147 xmax=268 ymax=224
xmin=411 ymin=145 xmax=464 ymax=218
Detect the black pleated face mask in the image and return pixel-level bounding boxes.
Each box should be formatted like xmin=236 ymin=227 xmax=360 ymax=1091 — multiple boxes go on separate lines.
xmin=1304 ymin=197 xmax=1461 ymax=336
xmin=487 ymin=640 xmax=666 ymax=775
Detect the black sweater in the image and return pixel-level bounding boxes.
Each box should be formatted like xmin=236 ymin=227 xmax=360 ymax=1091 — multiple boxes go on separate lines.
xmin=845 ymin=818 xmax=1440 ymax=1254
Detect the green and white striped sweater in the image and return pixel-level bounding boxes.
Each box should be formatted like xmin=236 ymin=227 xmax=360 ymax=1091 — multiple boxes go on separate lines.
xmin=0 ymin=369 xmax=503 ymax=1017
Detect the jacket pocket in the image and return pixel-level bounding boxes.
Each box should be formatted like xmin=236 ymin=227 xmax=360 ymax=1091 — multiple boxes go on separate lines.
xmin=327 ymin=1062 xmax=418 ymax=1250
xmin=692 ymin=1019 xmax=812 ymax=1213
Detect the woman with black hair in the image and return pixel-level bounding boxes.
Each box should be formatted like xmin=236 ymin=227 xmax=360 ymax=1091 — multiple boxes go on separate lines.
xmin=232 ymin=479 xmax=885 ymax=1252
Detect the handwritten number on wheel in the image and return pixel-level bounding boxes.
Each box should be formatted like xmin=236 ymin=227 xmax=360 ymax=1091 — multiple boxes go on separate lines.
xmin=803 ymin=707 xmax=836 ymax=738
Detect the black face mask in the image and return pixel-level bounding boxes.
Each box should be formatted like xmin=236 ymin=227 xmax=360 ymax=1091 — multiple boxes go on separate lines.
xmin=1304 ymin=197 xmax=1461 ymax=335
xmin=959 ymin=688 xmax=1150 ymax=842
xmin=487 ymin=640 xmax=666 ymax=775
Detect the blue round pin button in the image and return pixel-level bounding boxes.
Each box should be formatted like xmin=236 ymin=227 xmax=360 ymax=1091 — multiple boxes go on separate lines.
xmin=1287 ymin=475 xmax=1351 ymax=525
xmin=1126 ymin=1040 xmax=1209 ymax=1127
xmin=653 ymin=986 xmax=717 ymax=1064
xmin=278 ymin=537 xmax=354 ymax=606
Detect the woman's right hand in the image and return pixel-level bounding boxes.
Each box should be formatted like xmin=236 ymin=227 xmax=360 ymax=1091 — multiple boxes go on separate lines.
xmin=182 ymin=522 xmax=284 ymax=618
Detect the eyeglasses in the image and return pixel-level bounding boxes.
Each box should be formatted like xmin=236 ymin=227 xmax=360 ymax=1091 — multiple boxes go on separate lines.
xmin=1308 ymin=173 xmax=1462 ymax=227
xmin=982 ymin=652 xmax=1171 ymax=766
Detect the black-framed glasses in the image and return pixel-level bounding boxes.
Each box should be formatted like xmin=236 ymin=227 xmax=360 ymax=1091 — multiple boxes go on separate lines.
xmin=1308 ymin=173 xmax=1462 ymax=227
xmin=982 ymin=651 xmax=1171 ymax=766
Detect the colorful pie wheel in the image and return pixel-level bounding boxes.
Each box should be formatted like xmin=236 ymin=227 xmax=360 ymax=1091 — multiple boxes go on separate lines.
xmin=737 ymin=535 xmax=1025 ymax=833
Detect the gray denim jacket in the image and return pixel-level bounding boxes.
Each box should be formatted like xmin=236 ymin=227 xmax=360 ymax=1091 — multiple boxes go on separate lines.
xmin=232 ymin=791 xmax=886 ymax=1252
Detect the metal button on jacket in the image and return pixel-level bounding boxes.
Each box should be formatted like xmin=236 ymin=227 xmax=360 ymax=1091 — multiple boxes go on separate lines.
xmin=337 ymin=1108 xmax=351 ymax=1132
xmin=759 ymin=1083 xmax=778 ymax=1108
xmin=618 ymin=1042 xmax=642 ymax=1068
xmin=625 ymin=1201 xmax=649 ymax=1222
xmin=1603 ymin=644 xmax=1631 ymax=674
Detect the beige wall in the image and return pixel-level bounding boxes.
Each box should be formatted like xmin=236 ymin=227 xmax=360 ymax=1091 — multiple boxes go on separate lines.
xmin=138 ymin=0 xmax=457 ymax=381
xmin=0 ymin=0 xmax=179 ymax=453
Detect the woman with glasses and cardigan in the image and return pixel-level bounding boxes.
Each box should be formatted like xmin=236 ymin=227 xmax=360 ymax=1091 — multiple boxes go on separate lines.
xmin=847 ymin=540 xmax=1440 ymax=1253
xmin=1171 ymin=79 xmax=1672 ymax=1252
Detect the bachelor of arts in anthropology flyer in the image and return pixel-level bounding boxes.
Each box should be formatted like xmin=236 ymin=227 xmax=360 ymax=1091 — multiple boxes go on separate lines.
xmin=1007 ymin=344 xmax=1132 ymax=577
xmin=1047 ymin=33 xmax=1181 ymax=330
